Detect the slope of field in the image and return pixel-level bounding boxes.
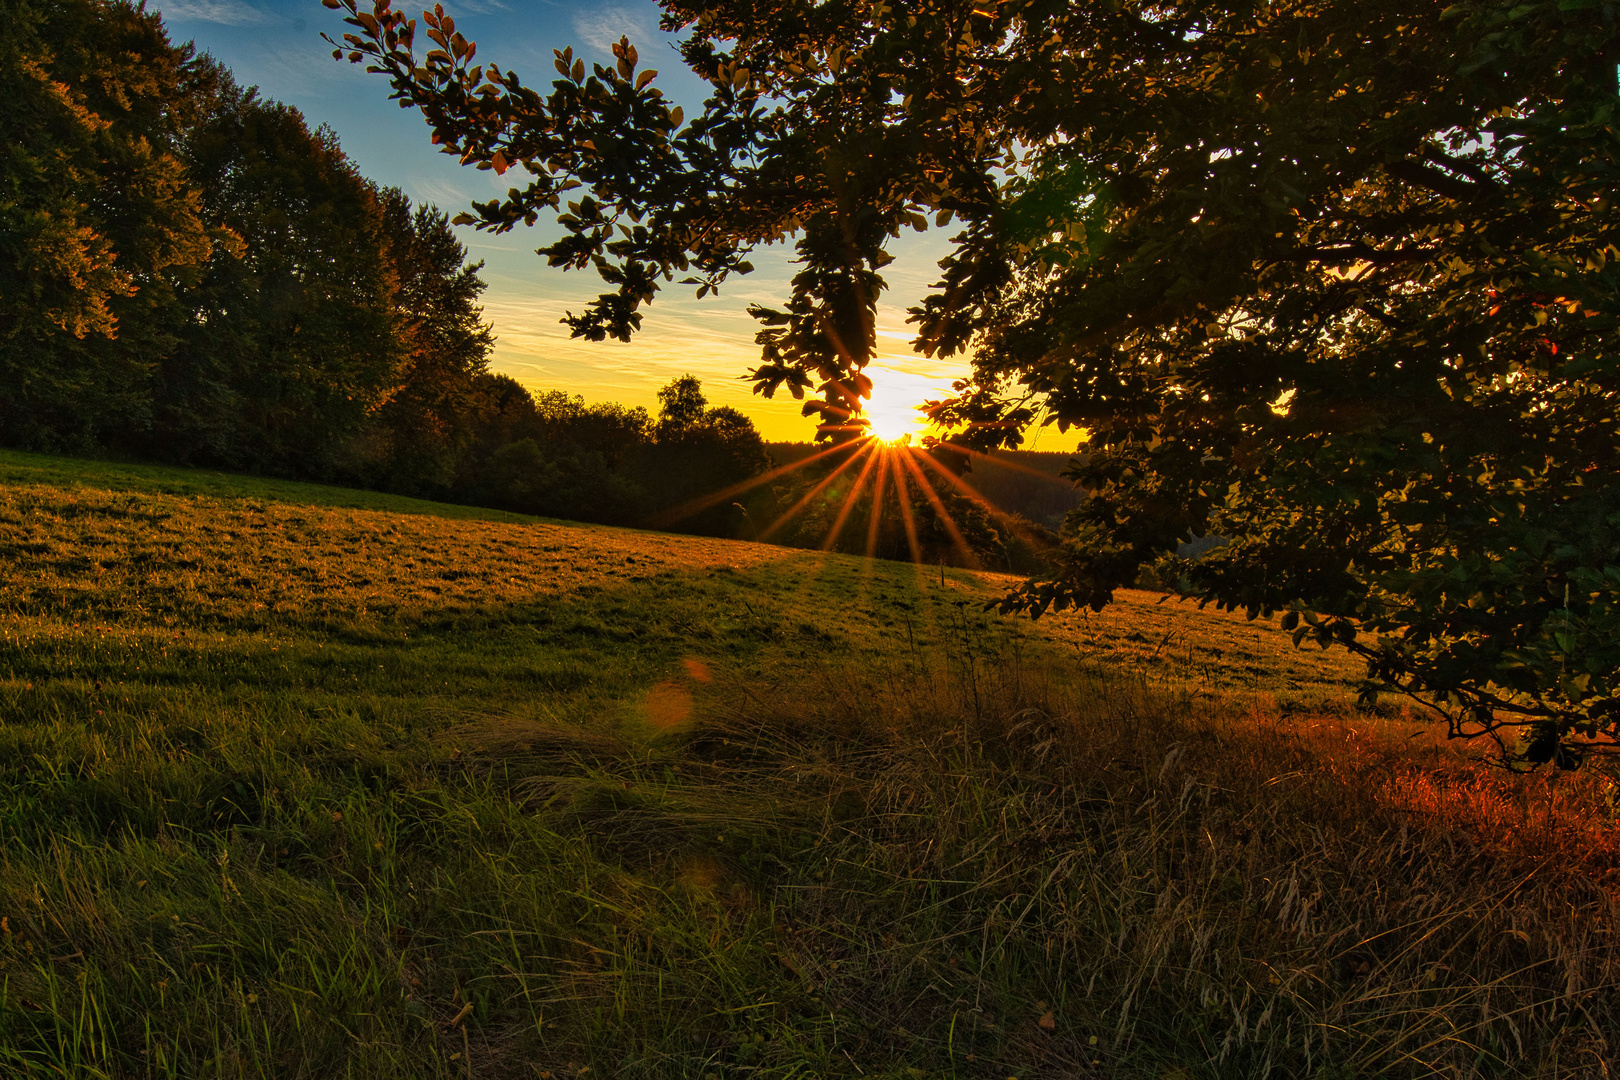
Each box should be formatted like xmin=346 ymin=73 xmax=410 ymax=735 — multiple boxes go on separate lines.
xmin=0 ymin=449 xmax=1615 ymax=1079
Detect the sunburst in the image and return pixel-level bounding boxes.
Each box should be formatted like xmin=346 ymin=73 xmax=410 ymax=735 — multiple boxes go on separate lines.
xmin=649 ymin=386 xmax=1062 ymax=570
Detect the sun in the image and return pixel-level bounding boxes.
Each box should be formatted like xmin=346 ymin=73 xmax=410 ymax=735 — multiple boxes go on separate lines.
xmin=866 ymin=415 xmax=917 ymax=444
xmin=862 ymin=365 xmax=948 ymax=443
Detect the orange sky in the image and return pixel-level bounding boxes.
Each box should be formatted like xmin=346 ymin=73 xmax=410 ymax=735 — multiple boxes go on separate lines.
xmin=475 ymin=227 xmax=1083 ymax=448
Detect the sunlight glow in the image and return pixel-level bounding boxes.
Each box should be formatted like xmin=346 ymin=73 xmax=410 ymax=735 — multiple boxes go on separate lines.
xmin=645 ymin=408 xmax=1047 ymax=572
xmin=862 ymin=364 xmax=953 ymax=443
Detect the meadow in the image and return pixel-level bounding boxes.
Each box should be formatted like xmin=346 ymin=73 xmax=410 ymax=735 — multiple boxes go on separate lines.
xmin=0 ymin=447 xmax=1616 ymax=1079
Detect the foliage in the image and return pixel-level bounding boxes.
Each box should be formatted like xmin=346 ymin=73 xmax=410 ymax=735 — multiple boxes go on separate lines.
xmin=0 ymin=3 xmax=509 ymax=500
xmin=955 ymin=450 xmax=1083 ymax=531
xmin=654 ymin=372 xmax=709 ymax=438
xmin=644 ymin=375 xmax=775 ymax=533
xmin=532 ymin=387 xmax=654 ymax=463
xmin=480 ymin=435 xmax=647 ymax=522
xmin=1 ymin=448 xmax=1617 ymax=1077
xmin=0 ymin=0 xmax=217 ymax=450
xmin=172 ymin=73 xmax=404 ymax=476
xmin=462 ymin=375 xmax=772 ymax=532
xmin=327 ymin=0 xmax=1620 ymax=763
xmin=355 ymin=187 xmax=498 ymax=495
xmin=0 ymin=3 xmax=775 ymax=538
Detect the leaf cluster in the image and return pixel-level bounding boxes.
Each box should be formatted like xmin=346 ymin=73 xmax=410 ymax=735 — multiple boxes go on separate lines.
xmin=328 ymin=0 xmax=1620 ymax=761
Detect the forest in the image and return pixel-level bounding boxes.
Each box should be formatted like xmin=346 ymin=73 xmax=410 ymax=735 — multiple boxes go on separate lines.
xmin=0 ymin=0 xmax=789 ymax=538
xmin=1 ymin=0 xmax=1065 ymax=572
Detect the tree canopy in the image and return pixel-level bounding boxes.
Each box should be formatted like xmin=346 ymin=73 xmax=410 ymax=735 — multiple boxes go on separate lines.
xmin=1 ymin=0 xmax=218 ymax=449
xmin=0 ymin=1 xmax=506 ymax=494
xmin=327 ymin=0 xmax=1620 ymax=763
xmin=0 ymin=0 xmax=782 ymax=551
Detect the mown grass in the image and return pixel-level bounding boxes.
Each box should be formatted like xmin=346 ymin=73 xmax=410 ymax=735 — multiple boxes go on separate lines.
xmin=0 ymin=448 xmax=1616 ymax=1078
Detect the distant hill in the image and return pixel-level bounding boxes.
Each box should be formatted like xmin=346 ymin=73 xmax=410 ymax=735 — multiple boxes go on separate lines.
xmin=766 ymin=442 xmax=1083 ymax=529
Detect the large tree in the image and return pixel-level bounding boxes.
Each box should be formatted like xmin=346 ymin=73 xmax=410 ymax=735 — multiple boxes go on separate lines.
xmin=326 ymin=0 xmax=1620 ymax=763
xmin=174 ymin=75 xmax=403 ymax=476
xmin=364 ymin=187 xmax=497 ymax=496
xmin=0 ymin=0 xmax=219 ymax=451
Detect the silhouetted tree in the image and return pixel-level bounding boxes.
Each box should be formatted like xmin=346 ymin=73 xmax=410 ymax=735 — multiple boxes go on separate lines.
xmin=330 ymin=0 xmax=1620 ymax=765
xmin=655 ymin=375 xmax=708 ymax=440
xmin=363 ymin=187 xmax=496 ymax=496
xmin=642 ymin=376 xmax=771 ymax=534
xmin=171 ymin=76 xmax=399 ymax=476
xmin=532 ymin=390 xmax=654 ymax=466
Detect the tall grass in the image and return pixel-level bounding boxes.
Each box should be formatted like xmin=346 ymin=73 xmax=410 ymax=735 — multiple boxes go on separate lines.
xmin=4 ymin=638 xmax=1615 ymax=1077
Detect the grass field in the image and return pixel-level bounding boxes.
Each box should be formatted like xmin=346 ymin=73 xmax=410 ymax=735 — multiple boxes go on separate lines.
xmin=1 ymin=447 xmax=1617 ymax=1079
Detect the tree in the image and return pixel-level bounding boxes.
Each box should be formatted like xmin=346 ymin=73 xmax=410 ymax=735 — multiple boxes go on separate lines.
xmin=642 ymin=376 xmax=772 ymax=532
xmin=0 ymin=0 xmax=219 ymax=451
xmin=655 ymin=374 xmax=708 ymax=440
xmin=531 ymin=389 xmax=654 ymax=464
xmin=174 ymin=76 xmax=402 ymax=476
xmin=365 ymin=187 xmax=497 ymax=496
xmin=478 ymin=435 xmax=646 ymax=522
xmin=326 ymin=0 xmax=1620 ymax=764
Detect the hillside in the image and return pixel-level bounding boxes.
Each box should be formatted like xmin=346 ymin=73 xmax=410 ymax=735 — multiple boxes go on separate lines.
xmin=1 ymin=449 xmax=1616 ymax=1078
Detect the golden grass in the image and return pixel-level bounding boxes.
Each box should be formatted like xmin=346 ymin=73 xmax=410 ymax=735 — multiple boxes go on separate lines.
xmin=1036 ymin=586 xmax=1366 ymax=708
xmin=0 ymin=479 xmax=791 ymax=629
xmin=662 ymin=657 xmax=1620 ymax=1075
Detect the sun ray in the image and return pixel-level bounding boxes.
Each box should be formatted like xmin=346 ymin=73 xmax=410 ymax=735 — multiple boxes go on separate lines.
xmin=953 ymin=443 xmax=1080 ymax=483
xmin=644 ymin=442 xmax=847 ymax=529
xmin=821 ymin=442 xmax=883 ymax=551
xmin=897 ymin=449 xmax=980 ymax=569
xmin=891 ymin=455 xmax=925 ymax=565
xmin=912 ymin=449 xmax=1052 ymax=552
xmin=864 ymin=450 xmax=890 ymax=561
xmin=757 ymin=440 xmax=876 ymax=544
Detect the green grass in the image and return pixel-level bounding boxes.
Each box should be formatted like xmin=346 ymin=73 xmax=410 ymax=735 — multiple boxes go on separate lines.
xmin=1 ymin=448 xmax=1617 ymax=1078
xmin=0 ymin=448 xmax=539 ymax=523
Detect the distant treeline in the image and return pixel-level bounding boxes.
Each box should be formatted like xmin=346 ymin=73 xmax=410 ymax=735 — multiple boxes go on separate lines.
xmin=474 ymin=375 xmax=771 ymax=532
xmin=0 ymin=0 xmax=771 ymax=535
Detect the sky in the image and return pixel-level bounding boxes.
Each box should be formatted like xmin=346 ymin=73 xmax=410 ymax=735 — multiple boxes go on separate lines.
xmin=150 ymin=0 xmax=1079 ymax=448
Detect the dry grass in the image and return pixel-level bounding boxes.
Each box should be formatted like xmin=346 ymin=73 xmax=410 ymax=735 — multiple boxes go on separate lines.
xmin=630 ymin=654 xmax=1620 ymax=1077
xmin=1037 ymin=587 xmax=1366 ymax=708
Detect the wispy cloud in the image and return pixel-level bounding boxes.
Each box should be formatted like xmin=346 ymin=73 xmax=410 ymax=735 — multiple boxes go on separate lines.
xmin=570 ymin=2 xmax=666 ymax=58
xmin=408 ymin=177 xmax=478 ymax=211
xmin=154 ymin=0 xmax=270 ymax=25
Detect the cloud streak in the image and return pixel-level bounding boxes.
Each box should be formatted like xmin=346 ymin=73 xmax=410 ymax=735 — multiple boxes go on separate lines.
xmin=570 ymin=2 xmax=668 ymax=58
xmin=154 ymin=0 xmax=270 ymax=25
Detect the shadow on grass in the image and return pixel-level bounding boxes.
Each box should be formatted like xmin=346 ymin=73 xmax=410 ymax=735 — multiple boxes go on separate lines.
xmin=1 ymin=452 xmax=1614 ymax=1078
xmin=7 ymin=641 xmax=1613 ymax=1079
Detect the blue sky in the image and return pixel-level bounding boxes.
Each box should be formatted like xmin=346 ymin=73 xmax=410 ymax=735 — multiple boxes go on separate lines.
xmin=151 ymin=0 xmax=1077 ymax=447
